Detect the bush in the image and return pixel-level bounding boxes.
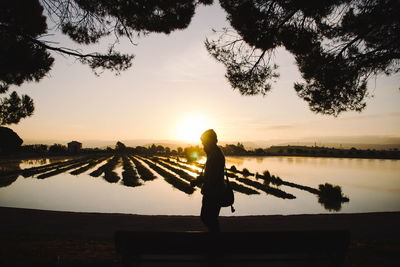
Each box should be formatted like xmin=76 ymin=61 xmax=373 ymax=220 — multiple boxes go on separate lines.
xmin=242 ymin=168 xmax=251 ymax=177
xmin=318 ymin=183 xmax=349 ymax=211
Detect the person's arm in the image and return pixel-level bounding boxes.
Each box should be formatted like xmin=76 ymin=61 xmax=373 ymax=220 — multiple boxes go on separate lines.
xmin=190 ymin=163 xmax=207 ymax=187
xmin=190 ymin=174 xmax=205 ymax=187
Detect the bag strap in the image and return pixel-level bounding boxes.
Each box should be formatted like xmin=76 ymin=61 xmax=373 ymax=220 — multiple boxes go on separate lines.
xmin=224 ymin=163 xmax=236 ymax=213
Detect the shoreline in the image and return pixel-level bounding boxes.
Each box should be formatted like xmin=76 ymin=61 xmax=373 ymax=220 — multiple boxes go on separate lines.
xmin=225 ymin=154 xmax=400 ymax=160
xmin=1 ymin=207 xmax=400 ymax=266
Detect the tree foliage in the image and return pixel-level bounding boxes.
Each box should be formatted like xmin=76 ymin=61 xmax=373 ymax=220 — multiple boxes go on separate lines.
xmin=0 ymin=0 xmax=51 ymax=124
xmin=115 ymin=141 xmax=127 ymax=153
xmin=1 ymin=0 xmax=399 ymax=125
xmin=48 ymin=143 xmax=67 ymax=154
xmin=207 ymin=0 xmax=400 ymax=115
xmin=0 ymin=92 xmax=34 ymax=125
xmin=0 ymin=0 xmax=212 ymax=124
xmin=0 ymin=0 xmax=54 ymax=93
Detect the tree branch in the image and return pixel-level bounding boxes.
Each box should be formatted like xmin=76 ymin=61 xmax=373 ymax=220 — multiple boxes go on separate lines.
xmin=249 ymin=50 xmax=267 ymax=74
xmin=27 ymin=36 xmax=114 ymax=60
xmin=115 ymin=16 xmax=138 ymax=45
xmin=278 ymin=9 xmax=299 ymax=28
xmin=336 ymin=35 xmax=362 ymax=57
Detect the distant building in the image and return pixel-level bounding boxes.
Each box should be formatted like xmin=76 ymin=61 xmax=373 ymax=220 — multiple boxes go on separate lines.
xmin=68 ymin=141 xmax=82 ymax=153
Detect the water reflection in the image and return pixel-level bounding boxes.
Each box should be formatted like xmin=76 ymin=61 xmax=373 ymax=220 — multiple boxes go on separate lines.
xmin=235 ymin=177 xmax=295 ymax=199
xmin=0 ymin=157 xmax=84 ymax=187
xmin=21 ymin=158 xmax=47 ymax=166
xmin=152 ymin=157 xmax=196 ymax=183
xmin=7 ymin=155 xmax=396 ymax=214
xmin=224 ymin=156 xmax=245 ymax=166
xmin=139 ymin=157 xmax=195 ymax=195
xmin=155 ymin=157 xmax=259 ymax=195
xmin=70 ymin=156 xmax=109 ymax=175
xmin=36 ymin=158 xmax=93 ymax=179
xmin=22 ymin=157 xmax=85 ymax=178
xmin=0 ymin=160 xmax=21 ymax=187
xmin=129 ymin=156 xmax=156 ymax=181
xmin=255 ymin=157 xmax=263 ymax=164
xmin=224 ymin=160 xmax=350 ymax=211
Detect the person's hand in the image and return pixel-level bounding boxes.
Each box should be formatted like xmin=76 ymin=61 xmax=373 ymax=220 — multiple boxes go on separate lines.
xmin=190 ymin=175 xmax=204 ymax=187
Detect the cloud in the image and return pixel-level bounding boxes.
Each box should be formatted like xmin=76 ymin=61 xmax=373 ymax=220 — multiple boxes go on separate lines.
xmin=249 ymin=111 xmax=400 ymax=132
xmin=158 ymin=43 xmax=224 ymax=83
xmin=339 ymin=111 xmax=400 ymax=121
xmin=219 ymin=116 xmax=304 ymax=131
xmin=263 ymin=124 xmax=296 ymax=130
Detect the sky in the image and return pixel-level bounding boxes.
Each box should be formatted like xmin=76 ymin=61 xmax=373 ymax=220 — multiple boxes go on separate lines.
xmin=9 ymin=2 xmax=400 ymax=148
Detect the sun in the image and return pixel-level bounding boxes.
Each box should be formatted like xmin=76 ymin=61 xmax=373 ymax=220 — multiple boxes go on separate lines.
xmin=177 ymin=115 xmax=212 ymax=143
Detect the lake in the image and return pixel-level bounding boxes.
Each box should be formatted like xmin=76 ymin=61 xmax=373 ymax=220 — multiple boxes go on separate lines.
xmin=0 ymin=155 xmax=399 ymax=216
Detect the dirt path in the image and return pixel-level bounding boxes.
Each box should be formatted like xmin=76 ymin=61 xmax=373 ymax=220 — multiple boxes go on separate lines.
xmin=1 ymin=207 xmax=399 ymax=266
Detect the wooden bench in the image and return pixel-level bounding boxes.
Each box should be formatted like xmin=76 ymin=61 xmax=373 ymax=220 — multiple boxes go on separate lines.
xmin=115 ymin=230 xmax=350 ymax=267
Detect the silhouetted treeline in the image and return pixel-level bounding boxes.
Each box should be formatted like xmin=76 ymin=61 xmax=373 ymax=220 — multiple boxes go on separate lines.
xmin=11 ymin=142 xmax=400 ymax=160
xmin=19 ymin=144 xmax=111 ymax=156
xmin=263 ymin=145 xmax=400 ymax=159
xmin=220 ymin=143 xmax=400 ymax=159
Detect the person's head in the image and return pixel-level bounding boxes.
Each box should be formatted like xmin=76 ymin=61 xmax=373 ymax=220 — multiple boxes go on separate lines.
xmin=200 ymin=129 xmax=218 ymax=153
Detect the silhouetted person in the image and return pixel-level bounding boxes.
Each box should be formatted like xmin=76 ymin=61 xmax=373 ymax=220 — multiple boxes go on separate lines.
xmin=191 ymin=129 xmax=225 ymax=232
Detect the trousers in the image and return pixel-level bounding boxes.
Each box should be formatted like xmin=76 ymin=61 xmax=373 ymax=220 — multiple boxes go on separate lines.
xmin=200 ymin=195 xmax=221 ymax=232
